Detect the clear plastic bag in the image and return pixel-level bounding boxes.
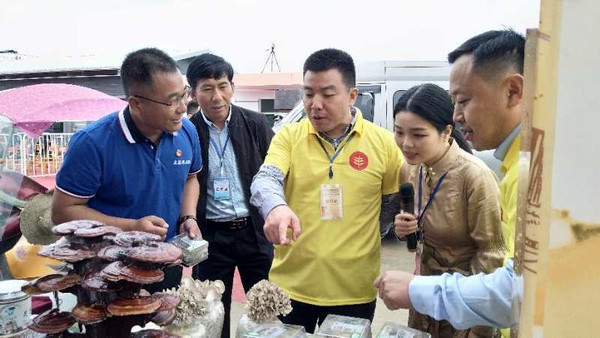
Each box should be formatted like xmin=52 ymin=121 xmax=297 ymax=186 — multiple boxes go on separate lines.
xmin=168 ymin=233 xmax=209 ymax=267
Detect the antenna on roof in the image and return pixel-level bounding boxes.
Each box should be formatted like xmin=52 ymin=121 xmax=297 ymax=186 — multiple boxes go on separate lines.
xmin=261 ymin=43 xmax=281 ymax=73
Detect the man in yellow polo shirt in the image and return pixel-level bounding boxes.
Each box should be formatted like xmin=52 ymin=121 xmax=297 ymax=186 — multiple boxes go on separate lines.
xmin=250 ymin=48 xmax=402 ymax=333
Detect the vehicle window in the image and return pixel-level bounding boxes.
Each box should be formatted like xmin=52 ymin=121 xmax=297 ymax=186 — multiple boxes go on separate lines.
xmin=354 ymin=92 xmax=374 ymax=122
xmin=392 ymin=90 xmax=406 ymax=110
xmin=272 ymin=103 xmax=306 ymax=133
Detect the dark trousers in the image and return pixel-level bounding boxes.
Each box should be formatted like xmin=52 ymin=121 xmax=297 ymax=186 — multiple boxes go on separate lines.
xmin=193 ymin=220 xmax=272 ymax=338
xmin=280 ymin=299 xmax=377 ymax=334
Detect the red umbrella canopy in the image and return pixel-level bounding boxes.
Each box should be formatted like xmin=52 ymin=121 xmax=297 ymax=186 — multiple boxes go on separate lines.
xmin=0 ymin=83 xmax=127 ymax=138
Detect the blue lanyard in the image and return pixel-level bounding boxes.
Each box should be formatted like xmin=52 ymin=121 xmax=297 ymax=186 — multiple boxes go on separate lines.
xmin=209 ymin=135 xmax=230 ymax=162
xmin=417 ymin=166 xmax=448 ymax=226
xmin=316 ymin=133 xmax=355 ymax=180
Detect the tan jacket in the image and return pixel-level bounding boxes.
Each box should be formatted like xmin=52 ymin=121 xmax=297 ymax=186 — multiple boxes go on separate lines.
xmin=403 ymin=140 xmax=504 ymax=337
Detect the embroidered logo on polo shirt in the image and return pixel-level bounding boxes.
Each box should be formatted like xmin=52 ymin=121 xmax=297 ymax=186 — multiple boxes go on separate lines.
xmin=349 ymin=151 xmax=368 ymax=171
xmin=173 ymin=159 xmax=191 ymax=165
xmin=176 ymin=149 xmax=182 ymax=157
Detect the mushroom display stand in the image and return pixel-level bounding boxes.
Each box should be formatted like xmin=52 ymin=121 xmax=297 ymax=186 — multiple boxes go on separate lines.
xmin=21 ymin=220 xmax=184 ymax=338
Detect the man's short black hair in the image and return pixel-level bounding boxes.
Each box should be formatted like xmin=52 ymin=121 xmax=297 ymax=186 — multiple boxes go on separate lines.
xmin=303 ymin=48 xmax=356 ymax=89
xmin=120 ymin=48 xmax=180 ymax=96
xmin=448 ymin=29 xmax=525 ymax=77
xmin=186 ymin=53 xmax=234 ymax=90
xmin=187 ymin=100 xmax=199 ymax=116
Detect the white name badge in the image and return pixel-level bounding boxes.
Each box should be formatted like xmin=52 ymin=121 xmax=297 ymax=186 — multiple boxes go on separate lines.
xmin=213 ymin=177 xmax=231 ymax=201
xmin=320 ymin=184 xmax=343 ymax=220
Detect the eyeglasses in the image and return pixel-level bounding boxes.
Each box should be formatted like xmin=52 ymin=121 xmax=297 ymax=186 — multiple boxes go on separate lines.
xmin=133 ymin=86 xmax=191 ymax=107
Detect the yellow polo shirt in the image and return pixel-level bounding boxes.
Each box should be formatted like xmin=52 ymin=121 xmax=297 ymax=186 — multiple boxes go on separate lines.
xmin=500 ymin=134 xmax=520 ymax=260
xmin=265 ymin=112 xmax=403 ymax=306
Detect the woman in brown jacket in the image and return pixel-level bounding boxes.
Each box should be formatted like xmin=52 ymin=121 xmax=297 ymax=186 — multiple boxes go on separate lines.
xmin=393 ymin=83 xmax=505 ymax=338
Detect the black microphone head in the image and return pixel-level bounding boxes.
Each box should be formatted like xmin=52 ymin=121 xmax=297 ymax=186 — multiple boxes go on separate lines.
xmin=399 ymin=182 xmax=414 ymax=199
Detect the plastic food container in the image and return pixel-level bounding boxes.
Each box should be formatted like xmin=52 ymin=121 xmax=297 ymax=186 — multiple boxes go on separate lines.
xmin=315 ymin=314 xmax=371 ymax=337
xmin=236 ymin=315 xmax=306 ymax=338
xmin=0 ymin=279 xmax=31 ymax=336
xmin=376 ymin=321 xmax=431 ymax=337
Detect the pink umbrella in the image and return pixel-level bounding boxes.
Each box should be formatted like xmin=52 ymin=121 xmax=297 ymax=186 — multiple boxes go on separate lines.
xmin=0 ymin=83 xmax=127 ymax=138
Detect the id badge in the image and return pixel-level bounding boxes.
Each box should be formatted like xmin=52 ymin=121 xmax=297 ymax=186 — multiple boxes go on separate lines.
xmin=213 ymin=177 xmax=231 ymax=201
xmin=320 ymin=184 xmax=343 ymax=220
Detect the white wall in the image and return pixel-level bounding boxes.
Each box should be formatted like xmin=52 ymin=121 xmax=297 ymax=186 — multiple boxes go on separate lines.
xmin=233 ymin=89 xmax=275 ymax=112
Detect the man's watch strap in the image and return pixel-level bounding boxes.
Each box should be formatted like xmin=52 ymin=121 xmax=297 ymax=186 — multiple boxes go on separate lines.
xmin=178 ymin=215 xmax=197 ymax=225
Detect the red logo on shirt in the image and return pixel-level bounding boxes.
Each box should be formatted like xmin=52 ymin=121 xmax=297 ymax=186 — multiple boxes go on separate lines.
xmin=175 ymin=149 xmax=182 ymax=157
xmin=349 ymin=151 xmax=368 ymax=171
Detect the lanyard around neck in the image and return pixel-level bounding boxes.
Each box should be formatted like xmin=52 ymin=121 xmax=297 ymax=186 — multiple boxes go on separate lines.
xmin=316 ymin=132 xmax=355 ymax=180
xmin=209 ymin=135 xmax=230 ymax=163
xmin=417 ymin=166 xmax=448 ymax=226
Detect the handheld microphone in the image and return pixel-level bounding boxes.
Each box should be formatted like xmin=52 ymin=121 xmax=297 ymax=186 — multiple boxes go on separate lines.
xmin=399 ymin=183 xmax=418 ymax=252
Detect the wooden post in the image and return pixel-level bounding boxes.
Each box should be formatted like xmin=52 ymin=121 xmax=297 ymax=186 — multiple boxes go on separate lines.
xmin=515 ymin=0 xmax=600 ymax=336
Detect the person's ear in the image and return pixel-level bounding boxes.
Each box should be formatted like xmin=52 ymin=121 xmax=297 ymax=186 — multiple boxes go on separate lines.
xmin=349 ymin=87 xmax=358 ymax=107
xmin=127 ymin=96 xmax=141 ymax=113
xmin=506 ymin=73 xmax=524 ymax=108
xmin=444 ymin=125 xmax=453 ymax=141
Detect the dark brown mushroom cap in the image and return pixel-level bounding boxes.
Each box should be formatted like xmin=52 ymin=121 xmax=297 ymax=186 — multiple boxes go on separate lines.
xmin=52 ymin=219 xmax=105 ymax=236
xmin=74 ymin=225 xmax=123 ymax=238
xmin=81 ymin=272 xmax=123 ymax=292
xmin=103 ymin=234 xmax=117 ymax=243
xmin=120 ymin=265 xmax=164 ymax=284
xmin=72 ymin=303 xmax=107 ymax=324
xmin=28 ymin=309 xmax=75 ymax=334
xmin=113 ymin=231 xmax=161 ymax=247
xmin=107 ymin=296 xmax=162 ymax=316
xmin=126 ymin=243 xmax=183 ymax=264
xmin=21 ymin=282 xmax=44 ymax=295
xmin=99 ymin=261 xmax=164 ymax=284
xmin=38 ymin=242 xmax=96 ymax=262
xmin=152 ymin=292 xmax=181 ymax=311
xmin=100 ymin=261 xmax=126 ymax=282
xmin=35 ymin=274 xmax=81 ymax=292
xmin=150 ymin=308 xmax=177 ymax=326
xmin=97 ymin=245 xmax=129 ymax=261
xmin=166 ymin=258 xmax=183 ymax=267
xmin=131 ymin=329 xmax=179 ymax=338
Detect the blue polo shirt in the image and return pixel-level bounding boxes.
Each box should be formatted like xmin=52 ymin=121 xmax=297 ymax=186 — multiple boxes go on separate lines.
xmin=56 ymin=108 xmax=202 ymax=239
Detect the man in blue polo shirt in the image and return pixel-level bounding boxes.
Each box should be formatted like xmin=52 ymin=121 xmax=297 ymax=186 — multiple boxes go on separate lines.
xmin=52 ymin=48 xmax=202 ymax=291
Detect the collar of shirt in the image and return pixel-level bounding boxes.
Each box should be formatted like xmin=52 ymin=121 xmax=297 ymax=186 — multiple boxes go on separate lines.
xmin=199 ymin=106 xmax=232 ymax=129
xmin=422 ymin=138 xmax=459 ymax=180
xmin=318 ymin=108 xmax=357 ymax=148
xmin=119 ymin=107 xmax=176 ymax=144
xmin=493 ymin=124 xmax=521 ymax=161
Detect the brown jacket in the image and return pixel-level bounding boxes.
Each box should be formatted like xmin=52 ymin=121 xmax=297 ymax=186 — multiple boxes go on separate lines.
xmin=402 ymin=140 xmax=504 ymax=337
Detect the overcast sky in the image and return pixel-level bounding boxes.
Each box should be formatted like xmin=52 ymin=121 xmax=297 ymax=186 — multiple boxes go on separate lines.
xmin=1 ymin=0 xmax=540 ymax=73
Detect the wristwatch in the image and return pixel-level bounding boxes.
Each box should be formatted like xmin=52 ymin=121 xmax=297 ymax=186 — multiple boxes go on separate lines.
xmin=178 ymin=215 xmax=197 ymax=225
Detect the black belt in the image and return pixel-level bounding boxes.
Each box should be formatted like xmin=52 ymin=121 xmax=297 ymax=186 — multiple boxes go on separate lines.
xmin=206 ymin=217 xmax=250 ymax=230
